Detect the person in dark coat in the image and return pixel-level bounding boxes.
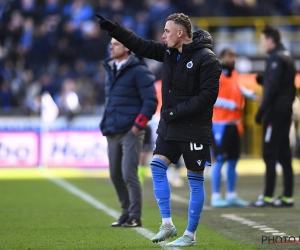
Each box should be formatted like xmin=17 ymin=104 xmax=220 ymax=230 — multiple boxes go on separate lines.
xmin=96 ymin=13 xmax=221 ymax=247
xmin=251 ymin=26 xmax=296 ymax=208
xmin=100 ymin=38 xmax=157 ymax=227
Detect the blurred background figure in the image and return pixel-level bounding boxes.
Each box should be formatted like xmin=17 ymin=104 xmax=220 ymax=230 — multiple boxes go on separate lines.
xmin=251 ymin=27 xmax=296 ymax=208
xmin=167 ymin=157 xmax=184 ymax=188
xmin=290 ymin=96 xmax=300 ymax=156
xmin=146 ymin=0 xmax=177 ymax=39
xmin=54 ymin=78 xmax=81 ymax=121
xmin=138 ymin=124 xmax=153 ymax=186
xmin=210 ymin=48 xmax=258 ymax=208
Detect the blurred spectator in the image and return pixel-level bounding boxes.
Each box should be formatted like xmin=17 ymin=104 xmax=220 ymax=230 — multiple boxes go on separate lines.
xmin=54 ymin=77 xmax=81 ymax=120
xmin=94 ymin=0 xmax=112 ymax=18
xmin=24 ymin=72 xmax=41 ymax=114
xmin=147 ymin=0 xmax=178 ymax=38
xmin=134 ymin=10 xmax=149 ymax=38
xmin=276 ymin=0 xmax=300 ymax=15
xmin=290 ymin=0 xmax=300 ymax=15
xmin=92 ymin=64 xmax=106 ymax=106
xmin=0 ymin=0 xmax=14 ymax=46
xmin=10 ymin=69 xmax=34 ymax=110
xmin=39 ymin=73 xmax=55 ymax=96
xmin=176 ymin=0 xmax=215 ymax=17
xmin=76 ymin=76 xmax=98 ymax=114
xmin=38 ymin=0 xmax=61 ymax=20
xmin=223 ymin=0 xmax=255 ymax=17
xmin=109 ymin=0 xmax=134 ymax=20
xmin=19 ymin=0 xmax=39 ymax=20
xmin=72 ymin=58 xmax=88 ymax=78
xmin=254 ymin=0 xmax=278 ymax=16
xmin=51 ymin=63 xmax=74 ymax=96
xmin=108 ymin=0 xmax=136 ymax=30
xmin=80 ymin=20 xmax=110 ymax=72
xmin=56 ymin=35 xmax=78 ymax=65
xmin=62 ymin=0 xmax=94 ymax=25
xmin=4 ymin=11 xmax=24 ymax=63
xmin=0 ymin=78 xmax=15 ymax=113
xmin=27 ymin=16 xmax=59 ymax=74
xmin=275 ymin=0 xmax=294 ymax=15
xmin=0 ymin=59 xmax=15 ymax=82
xmin=17 ymin=18 xmax=34 ymax=57
xmin=62 ymin=0 xmax=94 ymax=42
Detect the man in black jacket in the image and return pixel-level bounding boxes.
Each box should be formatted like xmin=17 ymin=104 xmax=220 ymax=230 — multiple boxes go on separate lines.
xmin=251 ymin=27 xmax=296 ymax=207
xmin=101 ymin=38 xmax=157 ymax=227
xmin=96 ymin=13 xmax=221 ymax=247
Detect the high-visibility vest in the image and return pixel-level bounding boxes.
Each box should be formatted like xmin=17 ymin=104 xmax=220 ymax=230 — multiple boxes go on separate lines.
xmin=213 ymin=69 xmax=245 ymax=135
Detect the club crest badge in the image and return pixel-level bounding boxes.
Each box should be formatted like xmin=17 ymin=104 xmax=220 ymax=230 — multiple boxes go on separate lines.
xmin=186 ymin=61 xmax=193 ymax=68
xmin=271 ymin=61 xmax=277 ymax=69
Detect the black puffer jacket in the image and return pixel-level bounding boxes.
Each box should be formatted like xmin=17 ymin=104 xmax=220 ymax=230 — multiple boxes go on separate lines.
xmin=258 ymin=44 xmax=296 ymax=118
xmin=109 ymin=25 xmax=221 ymax=144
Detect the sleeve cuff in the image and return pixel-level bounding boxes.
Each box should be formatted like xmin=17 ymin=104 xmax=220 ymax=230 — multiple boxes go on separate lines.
xmin=134 ymin=114 xmax=149 ymax=129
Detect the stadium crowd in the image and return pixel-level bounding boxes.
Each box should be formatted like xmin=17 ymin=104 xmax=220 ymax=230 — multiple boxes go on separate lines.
xmin=0 ymin=0 xmax=300 ymax=115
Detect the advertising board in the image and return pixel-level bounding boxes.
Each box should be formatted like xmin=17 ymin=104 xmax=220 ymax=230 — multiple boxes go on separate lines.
xmin=41 ymin=131 xmax=108 ymax=168
xmin=0 ymin=132 xmax=39 ymax=167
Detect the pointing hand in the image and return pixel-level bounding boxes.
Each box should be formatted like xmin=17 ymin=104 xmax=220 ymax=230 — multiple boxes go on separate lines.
xmin=95 ymin=14 xmax=116 ymax=32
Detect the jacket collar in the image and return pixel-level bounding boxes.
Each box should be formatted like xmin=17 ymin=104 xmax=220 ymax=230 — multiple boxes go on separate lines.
xmin=183 ymin=29 xmax=213 ymax=53
xmin=268 ymin=43 xmax=284 ymax=55
xmin=105 ymin=54 xmax=134 ymax=69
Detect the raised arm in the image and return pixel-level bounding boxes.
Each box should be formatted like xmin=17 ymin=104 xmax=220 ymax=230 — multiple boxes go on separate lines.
xmin=95 ymin=14 xmax=165 ymax=62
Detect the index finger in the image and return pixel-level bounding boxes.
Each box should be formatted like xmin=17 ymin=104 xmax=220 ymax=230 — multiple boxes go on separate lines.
xmin=95 ymin=14 xmax=105 ymax=20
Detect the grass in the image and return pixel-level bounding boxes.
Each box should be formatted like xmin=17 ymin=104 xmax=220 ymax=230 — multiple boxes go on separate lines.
xmin=0 ymin=160 xmax=299 ymax=250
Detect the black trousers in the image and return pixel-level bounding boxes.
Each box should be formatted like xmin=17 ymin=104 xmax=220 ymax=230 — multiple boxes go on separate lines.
xmin=262 ymin=112 xmax=293 ymax=197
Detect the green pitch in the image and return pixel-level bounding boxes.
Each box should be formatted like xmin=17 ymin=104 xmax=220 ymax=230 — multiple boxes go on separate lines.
xmin=0 ymin=160 xmax=299 ymax=250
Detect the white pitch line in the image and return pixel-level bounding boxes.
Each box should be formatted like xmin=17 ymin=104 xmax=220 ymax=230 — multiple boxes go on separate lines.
xmin=221 ymin=214 xmax=286 ymax=236
xmin=40 ymin=168 xmax=181 ymax=250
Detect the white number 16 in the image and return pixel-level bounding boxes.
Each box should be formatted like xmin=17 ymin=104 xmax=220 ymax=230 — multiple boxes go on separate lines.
xmin=190 ymin=143 xmax=203 ymax=151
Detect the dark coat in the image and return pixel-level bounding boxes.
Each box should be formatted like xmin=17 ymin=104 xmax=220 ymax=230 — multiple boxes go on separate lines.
xmin=109 ymin=25 xmax=221 ymax=144
xmin=258 ymin=44 xmax=296 ymax=119
xmin=100 ymin=54 xmax=157 ymax=136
